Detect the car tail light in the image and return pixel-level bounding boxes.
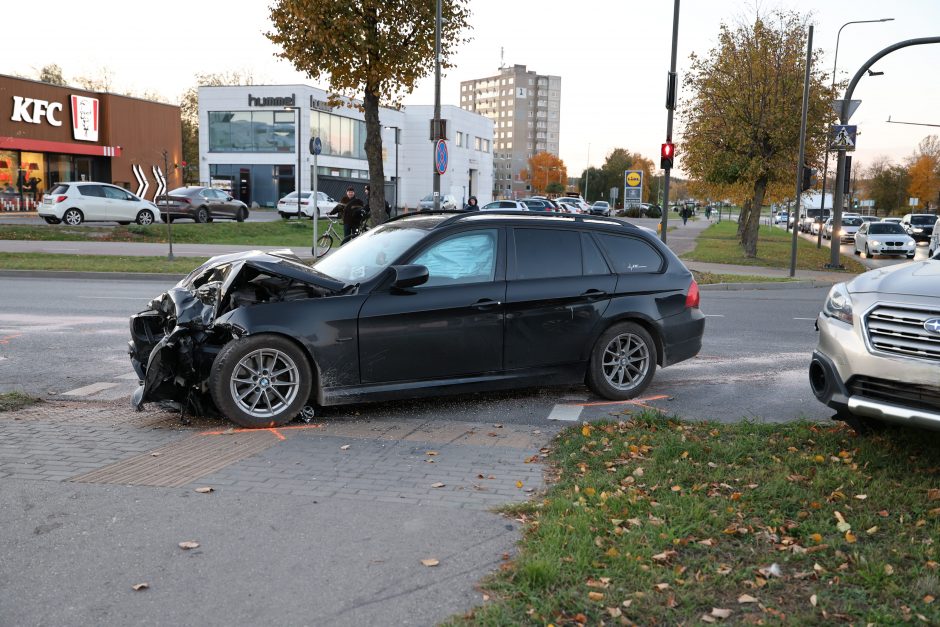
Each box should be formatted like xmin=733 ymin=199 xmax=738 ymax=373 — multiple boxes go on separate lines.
xmin=55 ymin=195 xmax=68 ymax=203
xmin=685 ymin=279 xmax=700 ymax=309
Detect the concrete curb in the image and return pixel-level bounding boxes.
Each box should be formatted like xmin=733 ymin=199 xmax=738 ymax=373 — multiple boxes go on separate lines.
xmin=0 ymin=269 xmax=183 ymax=282
xmin=699 ymin=279 xmax=838 ymax=291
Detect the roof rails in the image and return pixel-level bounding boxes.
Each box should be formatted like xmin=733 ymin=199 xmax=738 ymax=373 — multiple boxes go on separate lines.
xmin=438 ymin=210 xmax=634 ymax=228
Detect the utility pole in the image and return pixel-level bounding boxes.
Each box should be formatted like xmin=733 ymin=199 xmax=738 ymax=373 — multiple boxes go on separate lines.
xmin=162 ymin=150 xmax=174 ymax=261
xmin=790 ymin=25 xmax=813 ymax=278
xmin=432 ymin=0 xmax=442 ymax=211
xmin=583 ymin=143 xmax=591 ymax=202
xmin=660 ymin=0 xmax=680 ymax=244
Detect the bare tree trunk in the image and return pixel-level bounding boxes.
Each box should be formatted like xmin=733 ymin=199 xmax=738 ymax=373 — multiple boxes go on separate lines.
xmin=363 ymin=89 xmax=386 ymax=226
xmin=737 ymin=198 xmax=751 ymax=241
xmin=743 ymin=176 xmax=768 ymax=257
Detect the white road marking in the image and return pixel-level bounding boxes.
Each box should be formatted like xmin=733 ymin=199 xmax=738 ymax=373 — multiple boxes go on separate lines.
xmin=793 ymin=317 xmax=817 ymax=321
xmin=116 ymin=372 xmax=142 ymax=380
xmin=60 ymin=382 xmax=120 ymax=397
xmin=704 ymin=314 xmax=725 ymax=317
xmin=547 ymin=404 xmax=584 ymax=422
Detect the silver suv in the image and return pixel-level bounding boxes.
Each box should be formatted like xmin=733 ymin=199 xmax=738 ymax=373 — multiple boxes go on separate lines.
xmin=810 ymin=259 xmax=940 ymax=431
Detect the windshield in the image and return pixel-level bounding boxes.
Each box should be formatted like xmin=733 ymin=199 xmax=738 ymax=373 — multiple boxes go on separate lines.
xmin=911 ymin=215 xmax=936 ymax=225
xmin=313 ymin=221 xmax=430 ymax=283
xmin=869 ymin=223 xmax=906 ymax=234
xmin=843 ymin=217 xmax=862 ymax=226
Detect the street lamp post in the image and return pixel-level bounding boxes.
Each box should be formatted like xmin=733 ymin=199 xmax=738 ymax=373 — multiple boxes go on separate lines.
xmin=285 ymin=104 xmax=303 ymax=221
xmin=432 ymin=0 xmax=442 ymax=211
xmin=818 ymin=18 xmax=893 ymax=248
xmin=385 ymin=125 xmax=400 ymax=216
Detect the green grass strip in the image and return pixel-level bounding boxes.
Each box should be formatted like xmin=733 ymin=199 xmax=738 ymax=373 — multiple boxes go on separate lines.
xmin=0 ymin=391 xmax=41 ymax=412
xmin=0 ymin=253 xmax=208 ymax=274
xmin=683 ymin=222 xmax=868 ymax=274
xmin=453 ymin=416 xmax=940 ymax=625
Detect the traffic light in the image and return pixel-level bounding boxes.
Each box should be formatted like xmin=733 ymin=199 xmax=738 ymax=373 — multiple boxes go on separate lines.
xmin=661 ymin=142 xmax=675 ymax=170
xmin=800 ymin=166 xmax=818 ymax=192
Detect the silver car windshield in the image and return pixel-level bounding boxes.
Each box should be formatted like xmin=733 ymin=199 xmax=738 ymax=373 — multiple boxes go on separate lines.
xmin=313 ymin=223 xmax=428 ymax=283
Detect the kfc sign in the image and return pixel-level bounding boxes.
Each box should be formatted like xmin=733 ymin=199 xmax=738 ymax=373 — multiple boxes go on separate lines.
xmin=10 ymin=96 xmax=63 ymax=126
xmin=70 ymin=95 xmax=99 ymax=142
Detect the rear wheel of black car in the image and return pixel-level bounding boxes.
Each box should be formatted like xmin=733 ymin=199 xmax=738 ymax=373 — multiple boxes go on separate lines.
xmin=196 ymin=207 xmax=210 ymax=223
xmin=587 ymin=322 xmax=657 ymax=400
xmin=209 ymin=334 xmax=312 ymax=428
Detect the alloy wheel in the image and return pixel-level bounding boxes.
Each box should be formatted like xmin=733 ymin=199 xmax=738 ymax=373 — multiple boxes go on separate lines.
xmin=229 ymin=348 xmax=301 ymax=419
xmin=601 ymin=332 xmax=650 ymax=391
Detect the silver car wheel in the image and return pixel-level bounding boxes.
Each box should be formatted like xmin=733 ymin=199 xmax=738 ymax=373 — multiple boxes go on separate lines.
xmin=63 ymin=209 xmax=82 ymax=225
xmin=601 ymin=332 xmax=650 ymax=391
xmin=229 ymin=348 xmax=301 ymax=419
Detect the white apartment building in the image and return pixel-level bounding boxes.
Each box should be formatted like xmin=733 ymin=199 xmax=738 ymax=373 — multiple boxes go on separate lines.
xmin=199 ymin=84 xmax=493 ymax=209
xmin=460 ymin=65 xmax=561 ymax=199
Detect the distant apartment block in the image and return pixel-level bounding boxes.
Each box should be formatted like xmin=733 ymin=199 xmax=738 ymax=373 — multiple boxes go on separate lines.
xmin=460 ymin=64 xmax=560 ymax=198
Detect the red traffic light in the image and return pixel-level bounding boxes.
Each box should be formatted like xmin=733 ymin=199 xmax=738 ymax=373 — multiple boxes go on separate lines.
xmin=661 ymin=142 xmax=675 ymax=170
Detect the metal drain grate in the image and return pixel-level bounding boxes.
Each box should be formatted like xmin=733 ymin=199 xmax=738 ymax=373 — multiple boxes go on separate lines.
xmin=70 ymin=431 xmax=279 ymax=487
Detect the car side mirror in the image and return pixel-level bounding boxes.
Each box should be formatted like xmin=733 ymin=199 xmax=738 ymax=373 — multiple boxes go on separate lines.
xmin=226 ymin=195 xmax=233 ymax=201
xmin=391 ymin=264 xmax=429 ymax=289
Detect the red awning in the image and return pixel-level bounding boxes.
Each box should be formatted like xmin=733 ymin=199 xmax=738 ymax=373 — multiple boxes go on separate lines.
xmin=0 ymin=136 xmax=122 ymax=157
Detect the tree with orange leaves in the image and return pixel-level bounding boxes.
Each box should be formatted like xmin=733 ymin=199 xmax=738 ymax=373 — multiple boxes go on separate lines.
xmin=522 ymin=152 xmax=567 ymax=195
xmin=907 ymin=154 xmax=939 ymax=210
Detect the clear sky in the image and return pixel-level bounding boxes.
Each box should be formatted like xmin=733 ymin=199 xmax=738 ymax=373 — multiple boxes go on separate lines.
xmin=4 ymin=0 xmax=938 ymax=177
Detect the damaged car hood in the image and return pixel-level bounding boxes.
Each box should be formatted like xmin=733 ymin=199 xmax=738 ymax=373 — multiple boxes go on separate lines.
xmin=179 ymin=249 xmax=347 ymax=293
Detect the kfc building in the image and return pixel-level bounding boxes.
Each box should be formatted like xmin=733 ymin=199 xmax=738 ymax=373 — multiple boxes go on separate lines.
xmin=0 ymin=74 xmax=182 ymax=211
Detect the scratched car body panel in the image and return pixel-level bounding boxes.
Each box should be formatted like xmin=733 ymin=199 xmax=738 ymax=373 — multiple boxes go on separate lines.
xmin=129 ymin=212 xmax=705 ymax=428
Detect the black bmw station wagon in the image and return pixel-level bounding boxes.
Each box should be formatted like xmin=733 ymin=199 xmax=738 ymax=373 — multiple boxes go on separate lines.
xmin=129 ymin=211 xmax=705 ymax=428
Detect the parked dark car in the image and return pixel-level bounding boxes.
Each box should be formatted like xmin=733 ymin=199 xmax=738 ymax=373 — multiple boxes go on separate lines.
xmin=157 ymin=186 xmax=249 ymax=223
xmin=519 ymin=197 xmax=560 ymax=212
xmin=129 ymin=211 xmax=705 ymax=428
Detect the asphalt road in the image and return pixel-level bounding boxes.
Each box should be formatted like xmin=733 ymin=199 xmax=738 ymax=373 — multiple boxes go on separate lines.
xmin=773 ymin=222 xmax=931 ymax=269
xmin=0 ymin=276 xmax=833 ymax=424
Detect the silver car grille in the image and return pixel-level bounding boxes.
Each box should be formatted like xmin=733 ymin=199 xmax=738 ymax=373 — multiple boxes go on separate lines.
xmin=865 ymin=306 xmax=940 ymax=362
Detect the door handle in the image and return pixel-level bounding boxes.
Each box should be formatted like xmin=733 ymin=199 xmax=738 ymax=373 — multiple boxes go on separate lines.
xmin=581 ymin=289 xmax=608 ymax=299
xmin=472 ymin=298 xmax=501 ymax=310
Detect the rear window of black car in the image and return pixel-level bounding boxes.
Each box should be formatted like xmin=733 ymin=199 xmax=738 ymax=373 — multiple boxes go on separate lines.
xmin=594 ymin=233 xmax=664 ymax=273
xmin=512 ymin=228 xmax=581 ymax=280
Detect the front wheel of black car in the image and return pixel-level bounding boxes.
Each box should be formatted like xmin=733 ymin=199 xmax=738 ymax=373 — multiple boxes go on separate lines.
xmin=209 ymin=334 xmax=312 ymax=428
xmin=587 ymin=322 xmax=657 ymax=400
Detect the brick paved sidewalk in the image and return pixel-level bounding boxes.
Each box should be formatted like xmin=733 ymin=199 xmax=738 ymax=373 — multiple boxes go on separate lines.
xmin=0 ymin=400 xmax=557 ymax=511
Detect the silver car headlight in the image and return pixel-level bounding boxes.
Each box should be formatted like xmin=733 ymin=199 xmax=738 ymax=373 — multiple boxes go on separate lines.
xmin=914 ymin=228 xmax=924 ymax=233
xmin=823 ymin=283 xmax=854 ymax=325
xmin=869 ymin=239 xmax=881 ymax=246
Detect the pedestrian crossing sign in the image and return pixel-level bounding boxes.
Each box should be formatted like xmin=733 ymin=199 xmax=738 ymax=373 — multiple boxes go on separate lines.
xmin=830 ymin=125 xmax=857 ymax=151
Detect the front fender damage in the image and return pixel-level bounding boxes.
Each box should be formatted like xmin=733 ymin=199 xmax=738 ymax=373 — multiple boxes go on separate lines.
xmin=128 ymin=251 xmax=341 ymax=415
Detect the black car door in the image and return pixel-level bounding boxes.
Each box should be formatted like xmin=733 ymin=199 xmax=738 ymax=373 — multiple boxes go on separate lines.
xmin=357 ymin=228 xmax=506 ymax=383
xmin=503 ymin=228 xmax=616 ymax=370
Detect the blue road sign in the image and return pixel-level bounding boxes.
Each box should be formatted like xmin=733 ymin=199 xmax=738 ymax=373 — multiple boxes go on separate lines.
xmin=434 ymin=139 xmax=448 ymax=174
xmin=829 ymin=125 xmax=857 ymax=151
xmin=310 ymin=137 xmax=322 ymax=155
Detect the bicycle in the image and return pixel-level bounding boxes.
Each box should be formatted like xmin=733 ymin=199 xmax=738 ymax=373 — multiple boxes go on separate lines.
xmin=315 ymin=211 xmax=372 ymax=256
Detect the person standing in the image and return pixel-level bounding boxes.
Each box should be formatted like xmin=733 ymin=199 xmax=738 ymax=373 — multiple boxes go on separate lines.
xmin=681 ymin=205 xmax=691 ymax=225
xmin=464 ymin=196 xmax=479 ymax=211
xmin=329 ymin=186 xmax=365 ymax=244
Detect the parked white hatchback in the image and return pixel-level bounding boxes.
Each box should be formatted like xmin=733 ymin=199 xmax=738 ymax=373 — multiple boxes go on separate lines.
xmin=853 ymin=220 xmax=916 ymax=259
xmin=39 ymin=182 xmax=161 ymax=226
xmin=277 ymin=190 xmax=338 ymax=219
